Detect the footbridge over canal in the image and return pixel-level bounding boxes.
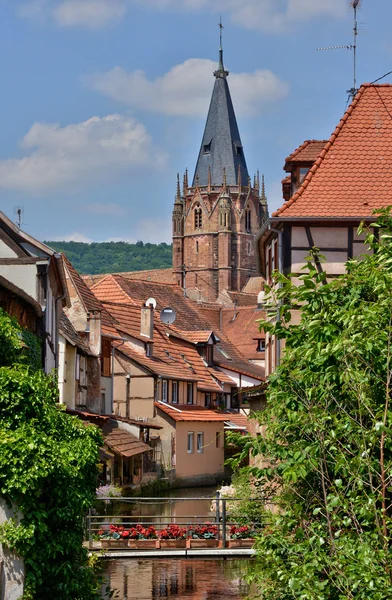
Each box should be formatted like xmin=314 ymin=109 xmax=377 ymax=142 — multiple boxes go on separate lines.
xmin=86 ymin=495 xmax=263 ymax=559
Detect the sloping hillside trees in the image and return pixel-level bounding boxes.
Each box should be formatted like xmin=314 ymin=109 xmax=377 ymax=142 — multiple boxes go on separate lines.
xmin=0 ymin=309 xmax=102 ymax=599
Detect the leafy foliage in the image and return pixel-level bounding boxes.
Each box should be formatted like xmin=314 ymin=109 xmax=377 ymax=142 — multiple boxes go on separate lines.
xmin=45 ymin=240 xmax=172 ymax=275
xmin=237 ymin=208 xmax=392 ymax=599
xmin=0 ymin=311 xmax=103 ymax=599
xmin=0 ymin=308 xmax=41 ymax=370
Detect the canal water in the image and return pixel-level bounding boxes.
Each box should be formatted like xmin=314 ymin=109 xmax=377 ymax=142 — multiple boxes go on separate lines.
xmin=103 ymin=558 xmax=251 ymax=600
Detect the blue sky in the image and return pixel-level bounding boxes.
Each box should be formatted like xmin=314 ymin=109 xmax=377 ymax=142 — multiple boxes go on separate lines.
xmin=0 ymin=0 xmax=391 ymax=244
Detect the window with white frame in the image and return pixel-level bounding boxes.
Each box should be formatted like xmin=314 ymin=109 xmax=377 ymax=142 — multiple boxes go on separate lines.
xmin=172 ymin=381 xmax=178 ymax=404
xmin=197 ymin=432 xmax=204 ymax=453
xmin=187 ymin=432 xmax=194 ymax=454
xmin=162 ymin=380 xmax=168 ymax=402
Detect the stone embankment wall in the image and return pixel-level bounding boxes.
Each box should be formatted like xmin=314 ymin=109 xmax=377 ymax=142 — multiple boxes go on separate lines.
xmin=0 ymin=499 xmax=24 ymax=600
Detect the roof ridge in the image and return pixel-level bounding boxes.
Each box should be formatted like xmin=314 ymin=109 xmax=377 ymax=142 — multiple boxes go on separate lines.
xmin=273 ymin=84 xmax=368 ymax=218
xmin=114 ymin=273 xmax=176 ymax=286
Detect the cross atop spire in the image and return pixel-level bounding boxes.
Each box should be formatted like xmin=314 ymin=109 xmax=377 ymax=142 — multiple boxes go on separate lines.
xmin=192 ymin=24 xmax=248 ymax=188
xmin=214 ymin=19 xmax=229 ymax=79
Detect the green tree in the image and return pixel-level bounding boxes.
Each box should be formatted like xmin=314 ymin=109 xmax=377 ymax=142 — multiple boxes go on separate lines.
xmin=0 ymin=311 xmax=102 ymax=599
xmin=45 ymin=240 xmax=173 ymax=274
xmin=239 ymin=209 xmax=392 ymax=599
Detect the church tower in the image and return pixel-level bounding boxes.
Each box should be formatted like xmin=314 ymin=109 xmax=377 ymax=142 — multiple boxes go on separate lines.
xmin=172 ymin=33 xmax=268 ymax=302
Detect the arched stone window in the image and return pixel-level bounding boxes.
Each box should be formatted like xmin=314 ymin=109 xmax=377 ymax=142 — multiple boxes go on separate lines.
xmin=194 ymin=204 xmax=202 ymax=229
xmin=245 ymin=209 xmax=251 ymax=232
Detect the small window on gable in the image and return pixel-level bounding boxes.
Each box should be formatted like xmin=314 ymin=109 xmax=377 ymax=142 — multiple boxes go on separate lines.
xmin=235 ymin=143 xmax=243 ymax=157
xmin=203 ymin=140 xmax=212 ymax=154
xmin=256 ymin=339 xmax=266 ymax=353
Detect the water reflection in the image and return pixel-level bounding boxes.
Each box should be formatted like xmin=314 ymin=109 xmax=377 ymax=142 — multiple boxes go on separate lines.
xmin=104 ymin=559 xmax=250 ymax=600
xmin=102 ymin=487 xmax=218 ymax=527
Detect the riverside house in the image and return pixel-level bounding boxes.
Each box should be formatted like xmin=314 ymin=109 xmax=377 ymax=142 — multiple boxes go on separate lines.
xmin=257 ymin=84 xmax=392 ymax=376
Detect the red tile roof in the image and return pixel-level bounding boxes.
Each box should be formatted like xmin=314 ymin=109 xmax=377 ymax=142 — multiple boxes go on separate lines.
xmin=274 ymin=85 xmax=392 ymax=218
xmin=63 ymin=255 xmax=102 ymax=313
xmin=285 ymin=139 xmax=328 ymax=164
xmin=220 ymin=307 xmax=265 ymax=361
xmin=155 ymin=402 xmax=228 ymax=422
xmin=241 ymin=277 xmax=265 ymax=294
xmin=223 ymin=412 xmax=250 ymax=432
xmin=102 ymin=419 xmax=152 ymax=458
xmin=225 ymin=291 xmax=258 ymax=307
xmin=83 ymin=268 xmax=174 ymax=288
xmin=91 ymin=275 xmax=135 ymax=305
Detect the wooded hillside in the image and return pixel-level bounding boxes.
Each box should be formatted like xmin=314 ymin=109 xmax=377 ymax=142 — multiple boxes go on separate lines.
xmin=45 ymin=240 xmax=172 ymax=275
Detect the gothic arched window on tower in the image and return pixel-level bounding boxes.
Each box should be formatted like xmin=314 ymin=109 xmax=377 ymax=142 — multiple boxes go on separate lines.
xmin=245 ymin=209 xmax=251 ymax=232
xmin=194 ymin=204 xmax=202 ymax=229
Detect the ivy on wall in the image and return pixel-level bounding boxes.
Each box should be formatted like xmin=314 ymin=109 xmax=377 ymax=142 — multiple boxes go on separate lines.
xmin=0 ymin=309 xmax=103 ymax=599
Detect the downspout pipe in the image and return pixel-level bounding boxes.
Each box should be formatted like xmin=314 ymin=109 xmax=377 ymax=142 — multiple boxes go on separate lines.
xmin=267 ymin=225 xmax=283 ymax=368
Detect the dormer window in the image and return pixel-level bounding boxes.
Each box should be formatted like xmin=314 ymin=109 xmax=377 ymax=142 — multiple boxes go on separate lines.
xmin=299 ymin=167 xmax=309 ymax=182
xmin=234 ymin=143 xmax=243 ymax=157
xmin=194 ymin=204 xmax=202 ymax=229
xmin=256 ymin=339 xmax=266 ymax=353
xmin=203 ymin=140 xmax=212 ymax=154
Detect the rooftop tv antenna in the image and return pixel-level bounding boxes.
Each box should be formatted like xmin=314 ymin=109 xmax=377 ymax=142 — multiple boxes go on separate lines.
xmin=317 ymin=0 xmax=362 ymax=100
xmin=14 ymin=206 xmax=24 ymax=229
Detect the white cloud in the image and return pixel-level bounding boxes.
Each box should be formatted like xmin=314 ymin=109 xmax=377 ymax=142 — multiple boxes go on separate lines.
xmin=18 ymin=0 xmax=346 ymax=32
xmin=84 ymin=203 xmax=128 ymax=217
xmin=0 ymin=114 xmax=165 ymax=193
xmin=53 ymin=0 xmax=125 ymax=28
xmin=88 ymin=59 xmax=289 ymax=117
xmin=105 ymin=218 xmax=172 ymax=244
xmin=56 ymin=232 xmax=93 ymax=242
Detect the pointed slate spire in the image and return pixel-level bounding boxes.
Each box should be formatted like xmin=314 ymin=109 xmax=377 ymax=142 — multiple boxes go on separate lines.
xmin=192 ymin=24 xmax=249 ymax=188
xmin=174 ymin=173 xmax=182 ymax=204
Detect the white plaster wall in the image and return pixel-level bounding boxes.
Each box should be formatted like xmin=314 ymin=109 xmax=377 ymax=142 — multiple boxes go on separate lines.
xmin=0 ymin=265 xmax=36 ymax=300
xmin=0 ymin=499 xmax=24 ymax=600
xmin=0 ymin=240 xmax=18 ymax=259
xmin=219 ymin=368 xmax=261 ymax=387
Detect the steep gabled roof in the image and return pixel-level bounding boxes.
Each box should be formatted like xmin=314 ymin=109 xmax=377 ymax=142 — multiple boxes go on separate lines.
xmin=192 ymin=49 xmax=249 ymax=187
xmin=63 ymin=255 xmax=102 ymax=313
xmin=274 ymin=84 xmax=392 ymax=218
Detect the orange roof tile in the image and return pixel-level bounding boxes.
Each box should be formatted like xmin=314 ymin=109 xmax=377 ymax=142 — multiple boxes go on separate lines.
xmin=155 ymin=402 xmax=228 ymax=422
xmin=223 ymin=411 xmax=251 ymax=432
xmin=220 ymin=307 xmax=265 ymax=362
xmin=91 ymin=275 xmax=136 ymax=305
xmin=241 ymin=277 xmax=265 ymax=294
xmin=285 ymin=139 xmax=328 ymax=165
xmin=83 ymin=268 xmax=174 ymax=288
xmin=63 ymin=255 xmax=102 ymax=313
xmin=274 ymin=85 xmax=392 ymax=218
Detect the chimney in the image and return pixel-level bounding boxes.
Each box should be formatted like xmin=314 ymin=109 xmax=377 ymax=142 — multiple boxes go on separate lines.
xmin=141 ymin=304 xmax=154 ymax=342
